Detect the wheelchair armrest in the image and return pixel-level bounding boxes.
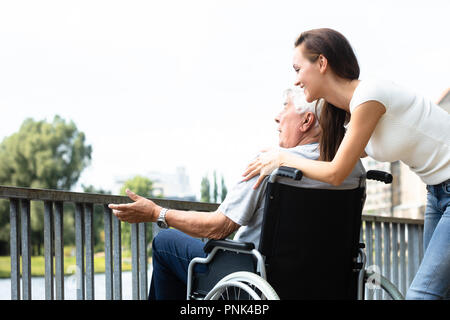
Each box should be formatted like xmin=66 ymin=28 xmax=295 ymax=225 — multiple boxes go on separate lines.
xmin=366 ymin=170 xmax=392 ymax=184
xmin=203 ymin=239 xmax=255 ymax=254
xmin=269 ymin=166 xmax=303 ymax=183
xmin=276 ymin=166 xmax=303 ymax=180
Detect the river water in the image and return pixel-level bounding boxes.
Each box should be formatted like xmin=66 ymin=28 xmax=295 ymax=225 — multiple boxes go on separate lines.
xmin=0 ymin=270 xmax=152 ymax=300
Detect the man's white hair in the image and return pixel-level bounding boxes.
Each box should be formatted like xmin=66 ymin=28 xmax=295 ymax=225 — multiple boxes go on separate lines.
xmin=283 ymin=87 xmax=324 ymax=126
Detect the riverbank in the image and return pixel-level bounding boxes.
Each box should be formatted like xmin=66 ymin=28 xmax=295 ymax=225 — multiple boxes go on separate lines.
xmin=0 ymin=269 xmax=153 ymax=300
xmin=0 ymin=251 xmax=146 ymax=278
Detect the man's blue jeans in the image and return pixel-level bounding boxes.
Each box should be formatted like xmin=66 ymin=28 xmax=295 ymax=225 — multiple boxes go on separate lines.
xmin=406 ymin=179 xmax=450 ymax=299
xmin=148 ymin=229 xmax=207 ymax=300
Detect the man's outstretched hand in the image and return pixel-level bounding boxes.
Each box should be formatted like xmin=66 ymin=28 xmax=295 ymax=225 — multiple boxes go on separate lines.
xmin=108 ymin=189 xmax=162 ymax=223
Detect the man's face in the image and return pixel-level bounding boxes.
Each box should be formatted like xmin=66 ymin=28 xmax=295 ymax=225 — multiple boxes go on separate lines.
xmin=275 ymin=97 xmax=305 ymax=148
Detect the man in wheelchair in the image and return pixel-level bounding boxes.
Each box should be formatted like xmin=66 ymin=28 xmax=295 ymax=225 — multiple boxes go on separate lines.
xmin=109 ymin=87 xmax=366 ymax=300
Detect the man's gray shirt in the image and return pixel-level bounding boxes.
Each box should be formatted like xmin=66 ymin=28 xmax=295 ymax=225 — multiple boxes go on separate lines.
xmin=217 ymin=143 xmax=366 ymax=248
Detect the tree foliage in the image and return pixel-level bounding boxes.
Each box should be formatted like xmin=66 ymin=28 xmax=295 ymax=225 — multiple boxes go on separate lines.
xmin=200 ymin=172 xmax=227 ymax=203
xmin=213 ymin=171 xmax=218 ymax=203
xmin=0 ymin=116 xmax=92 ymax=255
xmin=0 ymin=115 xmax=92 ymax=189
xmin=220 ymin=175 xmax=227 ymax=201
xmin=200 ymin=175 xmax=211 ymax=203
xmin=119 ymin=175 xmax=154 ymax=198
xmin=119 ymin=175 xmax=155 ymax=250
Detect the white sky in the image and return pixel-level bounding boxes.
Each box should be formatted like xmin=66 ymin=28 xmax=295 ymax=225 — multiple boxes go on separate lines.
xmin=0 ymin=0 xmax=449 ymax=198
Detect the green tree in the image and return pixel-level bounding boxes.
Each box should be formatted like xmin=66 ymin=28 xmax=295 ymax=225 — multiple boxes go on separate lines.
xmin=213 ymin=171 xmax=218 ymax=203
xmin=119 ymin=175 xmax=154 ymax=250
xmin=0 ymin=115 xmax=92 ymax=255
xmin=120 ymin=176 xmax=154 ymax=198
xmin=200 ymin=174 xmax=211 ymax=203
xmin=220 ymin=175 xmax=227 ymax=201
xmin=0 ymin=115 xmax=91 ymax=189
xmin=200 ymin=172 xmax=228 ymax=204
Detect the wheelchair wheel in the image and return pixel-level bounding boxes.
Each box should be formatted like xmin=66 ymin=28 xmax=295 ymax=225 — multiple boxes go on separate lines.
xmin=203 ymin=271 xmax=280 ymax=300
xmin=364 ymin=270 xmax=404 ymax=300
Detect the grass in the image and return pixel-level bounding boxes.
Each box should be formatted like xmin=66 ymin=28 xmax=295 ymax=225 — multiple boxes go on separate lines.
xmin=0 ymin=250 xmax=148 ymax=278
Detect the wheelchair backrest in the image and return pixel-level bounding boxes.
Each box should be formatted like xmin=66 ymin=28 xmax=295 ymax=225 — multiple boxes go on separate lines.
xmin=258 ymin=180 xmax=366 ymax=299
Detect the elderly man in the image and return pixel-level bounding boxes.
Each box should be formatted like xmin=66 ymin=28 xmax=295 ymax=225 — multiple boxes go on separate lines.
xmin=109 ymin=87 xmax=365 ymax=300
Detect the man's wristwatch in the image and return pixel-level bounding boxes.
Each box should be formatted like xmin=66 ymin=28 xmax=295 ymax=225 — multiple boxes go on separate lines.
xmin=157 ymin=208 xmax=169 ymax=229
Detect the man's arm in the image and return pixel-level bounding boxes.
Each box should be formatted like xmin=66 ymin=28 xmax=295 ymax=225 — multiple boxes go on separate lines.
xmin=109 ymin=189 xmax=240 ymax=240
xmin=165 ymin=209 xmax=240 ymax=239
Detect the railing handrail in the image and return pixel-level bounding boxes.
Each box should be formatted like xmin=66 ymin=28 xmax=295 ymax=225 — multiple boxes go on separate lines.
xmin=0 ymin=185 xmax=218 ymax=212
xmin=0 ymin=185 xmax=423 ymax=224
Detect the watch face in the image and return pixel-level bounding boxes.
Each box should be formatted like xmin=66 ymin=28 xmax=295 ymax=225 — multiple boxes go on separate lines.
xmin=157 ymin=220 xmax=168 ymax=229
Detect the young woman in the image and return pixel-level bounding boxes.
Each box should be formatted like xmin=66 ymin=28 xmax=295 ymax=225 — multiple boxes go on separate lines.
xmin=242 ymin=28 xmax=450 ymax=299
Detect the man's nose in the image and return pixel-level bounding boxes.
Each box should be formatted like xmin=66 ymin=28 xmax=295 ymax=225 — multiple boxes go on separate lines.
xmin=274 ymin=114 xmax=280 ymax=123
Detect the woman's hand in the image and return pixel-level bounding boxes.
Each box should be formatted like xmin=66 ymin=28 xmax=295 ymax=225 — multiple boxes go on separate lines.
xmin=108 ymin=189 xmax=161 ymax=223
xmin=242 ymin=148 xmax=284 ymax=189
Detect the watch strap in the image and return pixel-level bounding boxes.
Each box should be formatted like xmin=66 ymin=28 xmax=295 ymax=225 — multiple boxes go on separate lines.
xmin=158 ymin=207 xmax=169 ymax=228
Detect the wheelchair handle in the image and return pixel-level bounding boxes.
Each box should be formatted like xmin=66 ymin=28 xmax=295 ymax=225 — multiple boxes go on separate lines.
xmin=366 ymin=170 xmax=393 ymax=184
xmin=275 ymin=166 xmax=303 ymax=181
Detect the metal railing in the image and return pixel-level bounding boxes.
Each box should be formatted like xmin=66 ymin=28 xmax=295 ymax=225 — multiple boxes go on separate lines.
xmin=361 ymin=215 xmax=423 ymax=300
xmin=0 ymin=185 xmax=423 ymax=300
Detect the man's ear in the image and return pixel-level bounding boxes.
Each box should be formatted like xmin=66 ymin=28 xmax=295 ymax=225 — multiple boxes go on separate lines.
xmin=299 ymin=113 xmax=314 ymax=132
xmin=318 ymin=54 xmax=328 ymax=74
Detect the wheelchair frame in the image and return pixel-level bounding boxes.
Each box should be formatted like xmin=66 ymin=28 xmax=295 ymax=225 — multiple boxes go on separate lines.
xmin=187 ymin=245 xmax=267 ymax=300
xmin=186 ymin=167 xmax=403 ymax=300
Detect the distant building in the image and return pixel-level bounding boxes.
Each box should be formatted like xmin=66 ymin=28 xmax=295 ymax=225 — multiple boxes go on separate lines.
xmin=147 ymin=166 xmax=197 ymax=201
xmin=361 ymin=158 xmax=394 ymax=216
xmin=361 ymin=87 xmax=449 ymax=218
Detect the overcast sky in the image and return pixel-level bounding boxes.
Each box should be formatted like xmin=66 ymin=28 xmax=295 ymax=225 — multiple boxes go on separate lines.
xmin=0 ymin=0 xmax=449 ymax=198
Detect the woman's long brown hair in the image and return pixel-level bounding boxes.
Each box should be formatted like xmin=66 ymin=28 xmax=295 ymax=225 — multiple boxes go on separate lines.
xmin=295 ymin=28 xmax=359 ymax=161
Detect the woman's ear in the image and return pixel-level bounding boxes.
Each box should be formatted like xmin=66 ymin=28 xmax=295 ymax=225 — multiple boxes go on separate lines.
xmin=318 ymin=54 xmax=328 ymax=74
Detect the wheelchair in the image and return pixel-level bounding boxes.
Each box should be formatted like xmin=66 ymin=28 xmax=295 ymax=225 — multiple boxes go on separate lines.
xmin=186 ymin=167 xmax=404 ymax=300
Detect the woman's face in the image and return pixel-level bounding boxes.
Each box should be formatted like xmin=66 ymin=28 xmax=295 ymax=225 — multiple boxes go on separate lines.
xmin=292 ymin=45 xmax=322 ymax=103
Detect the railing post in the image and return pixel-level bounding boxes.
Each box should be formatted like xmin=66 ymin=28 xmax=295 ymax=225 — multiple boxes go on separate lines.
xmin=391 ymin=223 xmax=399 ymax=294
xmin=54 ymin=201 xmax=64 ymax=300
xmin=104 ymin=205 xmax=114 ymax=300
xmin=413 ymin=225 xmax=422 ymax=273
xmin=44 ymin=201 xmax=54 ymax=300
xmin=131 ymin=223 xmax=140 ymax=299
xmin=399 ymin=223 xmax=407 ymax=295
xmin=9 ymin=198 xmax=20 ymax=300
xmin=21 ymin=199 xmax=32 ymax=300
xmin=75 ymin=202 xmax=85 ymax=300
xmin=365 ymin=221 xmax=373 ymax=300
xmin=85 ymin=203 xmax=95 ymax=300
xmin=407 ymin=224 xmax=415 ymax=289
xmin=382 ymin=222 xmax=391 ymax=300
xmin=139 ymin=223 xmax=148 ymax=300
xmin=374 ymin=222 xmax=382 ymax=300
xmin=418 ymin=224 xmax=424 ymax=262
xmin=113 ymin=215 xmax=122 ymax=300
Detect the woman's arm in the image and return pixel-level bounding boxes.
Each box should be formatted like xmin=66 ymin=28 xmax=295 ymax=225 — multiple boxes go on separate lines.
xmin=244 ymin=101 xmax=385 ymax=188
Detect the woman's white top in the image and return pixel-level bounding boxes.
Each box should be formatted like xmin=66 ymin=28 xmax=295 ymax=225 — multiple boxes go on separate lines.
xmin=349 ymin=79 xmax=450 ymax=186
